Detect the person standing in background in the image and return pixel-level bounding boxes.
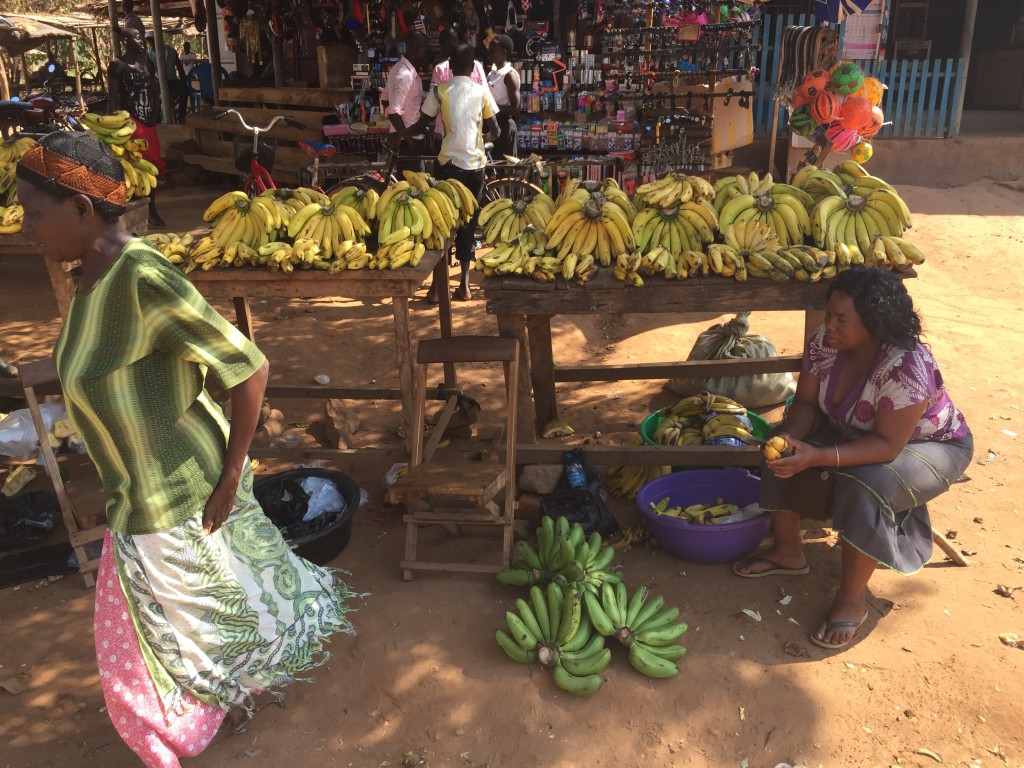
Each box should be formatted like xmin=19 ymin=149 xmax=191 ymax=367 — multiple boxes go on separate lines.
xmin=383 ymin=31 xmax=429 ymax=172
xmin=486 ymin=34 xmax=520 ymax=159
xmin=145 ymin=34 xmax=188 ymax=123
xmin=180 ymin=41 xmax=200 ymax=114
xmin=402 ymin=45 xmax=499 ymax=302
xmin=120 ymin=0 xmax=145 ymax=54
xmin=429 ymin=28 xmax=487 ymax=150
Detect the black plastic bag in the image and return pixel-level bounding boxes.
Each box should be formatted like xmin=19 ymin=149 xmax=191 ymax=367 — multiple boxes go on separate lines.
xmin=0 ymin=491 xmax=61 ymax=550
xmin=540 ymin=449 xmax=619 ymax=536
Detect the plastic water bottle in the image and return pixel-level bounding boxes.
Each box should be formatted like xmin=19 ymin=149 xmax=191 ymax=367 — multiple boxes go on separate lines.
xmin=563 ymin=452 xmax=587 ymax=490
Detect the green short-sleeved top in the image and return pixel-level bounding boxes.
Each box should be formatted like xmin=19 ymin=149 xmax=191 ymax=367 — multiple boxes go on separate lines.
xmin=53 ymin=239 xmax=266 ymax=535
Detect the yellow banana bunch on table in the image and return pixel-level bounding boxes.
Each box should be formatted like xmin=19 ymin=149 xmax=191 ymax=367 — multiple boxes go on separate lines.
xmin=634 ymin=171 xmax=716 ymax=210
xmin=0 ymin=136 xmax=36 ymax=211
xmin=712 ymin=171 xmax=812 ymax=248
xmin=478 ymin=192 xmax=555 ymax=245
xmin=330 ymin=185 xmax=380 ymax=224
xmin=81 ymin=112 xmax=160 ymax=200
xmin=0 ymin=203 xmax=24 ymax=233
xmin=145 ymin=232 xmax=195 ymax=264
xmin=544 ymin=191 xmax=635 ymax=267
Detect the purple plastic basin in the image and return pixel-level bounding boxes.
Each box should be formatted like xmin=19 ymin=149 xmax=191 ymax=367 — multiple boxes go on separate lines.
xmin=635 ymin=468 xmax=770 ymax=564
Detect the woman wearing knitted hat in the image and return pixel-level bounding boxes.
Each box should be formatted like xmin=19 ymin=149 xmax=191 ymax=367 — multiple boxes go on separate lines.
xmin=18 ymin=132 xmax=359 ymax=768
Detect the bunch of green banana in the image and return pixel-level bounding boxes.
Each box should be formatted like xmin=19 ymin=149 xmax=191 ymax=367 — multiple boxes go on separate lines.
xmin=145 ymin=232 xmax=195 ymax=264
xmin=713 ymin=171 xmax=812 ymax=248
xmin=809 ymin=185 xmax=913 ymax=253
xmin=632 ymin=199 xmax=718 ymax=256
xmin=635 ymin=172 xmax=716 ymax=210
xmin=329 ymin=185 xmax=380 ymax=224
xmin=652 ymin=414 xmax=704 ymax=446
xmin=0 ymin=136 xmax=36 ymax=206
xmin=478 ymin=193 xmax=556 ymax=245
xmin=368 ymin=239 xmax=426 ymax=270
xmin=604 ymin=464 xmax=671 ymax=499
xmin=649 ymin=495 xmax=741 ymax=524
xmin=0 ymin=203 xmax=24 ymax=234
xmin=495 ymin=582 xmax=610 ymax=697
xmin=544 ymin=193 xmax=636 ymax=266
xmin=497 ymin=516 xmax=619 ymax=594
xmin=583 ymin=583 xmax=686 ymax=677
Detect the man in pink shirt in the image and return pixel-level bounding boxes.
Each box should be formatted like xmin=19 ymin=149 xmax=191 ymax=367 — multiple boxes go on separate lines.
xmin=383 ymin=31 xmax=429 ymax=171
xmin=429 ymin=28 xmax=487 ymax=144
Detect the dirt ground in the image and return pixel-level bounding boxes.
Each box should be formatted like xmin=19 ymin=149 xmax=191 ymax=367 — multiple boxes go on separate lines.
xmin=1 ymin=177 xmax=1023 ymax=768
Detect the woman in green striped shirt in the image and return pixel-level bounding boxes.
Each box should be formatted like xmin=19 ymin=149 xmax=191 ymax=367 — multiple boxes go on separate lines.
xmin=17 ymin=133 xmax=356 ymax=768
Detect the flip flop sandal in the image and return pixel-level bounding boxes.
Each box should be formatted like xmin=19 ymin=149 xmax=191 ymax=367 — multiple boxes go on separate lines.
xmin=809 ymin=609 xmax=870 ymax=650
xmin=732 ymin=556 xmax=810 ymax=578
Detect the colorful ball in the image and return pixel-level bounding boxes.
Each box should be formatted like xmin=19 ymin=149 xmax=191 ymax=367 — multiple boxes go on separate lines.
xmin=811 ymin=91 xmax=843 ymax=124
xmin=830 ymin=62 xmax=866 ymax=96
xmin=839 ymin=97 xmax=874 ymax=132
xmin=850 ymin=141 xmax=873 ymax=163
xmin=789 ymin=104 xmax=818 ymax=136
xmin=854 ymin=76 xmax=885 ymax=106
xmin=826 ymin=124 xmax=861 ymax=152
xmin=791 ymin=88 xmax=811 ymax=109
xmin=799 ymin=68 xmax=831 ymax=100
xmin=860 ymin=105 xmax=885 ymax=137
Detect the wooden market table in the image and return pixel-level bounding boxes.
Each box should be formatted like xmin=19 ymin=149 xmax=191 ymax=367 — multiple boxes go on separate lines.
xmin=0 ymin=197 xmax=150 ymax=320
xmin=482 ymin=270 xmax=837 ymax=468
xmin=189 ymin=251 xmax=457 ymax=453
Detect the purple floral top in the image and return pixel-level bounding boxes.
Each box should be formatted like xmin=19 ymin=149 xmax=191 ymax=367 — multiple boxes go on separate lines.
xmin=803 ymin=326 xmax=970 ymax=442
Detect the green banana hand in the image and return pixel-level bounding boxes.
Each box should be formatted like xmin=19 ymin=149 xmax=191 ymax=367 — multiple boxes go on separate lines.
xmin=495 ymin=629 xmax=539 ymax=664
xmin=629 ymin=641 xmax=680 ymax=678
xmin=552 ymin=661 xmax=604 ymax=697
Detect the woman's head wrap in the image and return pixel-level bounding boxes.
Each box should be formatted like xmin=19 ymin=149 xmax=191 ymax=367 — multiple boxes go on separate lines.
xmin=16 ymin=132 xmax=128 ymax=219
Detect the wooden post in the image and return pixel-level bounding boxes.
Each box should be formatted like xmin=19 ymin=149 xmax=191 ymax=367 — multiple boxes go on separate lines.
xmin=108 ymin=0 xmax=119 ymax=55
xmin=0 ymin=54 xmax=10 ymax=101
xmin=271 ymin=34 xmax=286 ymax=88
xmin=149 ymin=0 xmax=174 ymax=124
xmin=70 ymin=38 xmax=86 ymax=112
xmin=950 ymin=0 xmax=979 ymax=136
xmin=205 ymin=0 xmax=222 ymax=104
xmin=20 ymin=54 xmax=29 ymax=94
xmin=91 ymin=27 xmax=106 ymax=88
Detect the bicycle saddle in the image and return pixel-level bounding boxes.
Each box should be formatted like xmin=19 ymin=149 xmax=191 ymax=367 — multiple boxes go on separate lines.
xmin=300 ymin=140 xmax=336 ymax=158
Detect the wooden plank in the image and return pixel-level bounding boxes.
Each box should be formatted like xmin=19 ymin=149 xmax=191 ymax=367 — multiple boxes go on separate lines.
xmin=926 ymin=55 xmax=943 ymax=137
xmin=948 ymin=58 xmax=967 ymax=137
xmin=904 ymin=59 xmax=919 ymax=136
xmin=526 ymin=315 xmax=558 ymax=424
xmin=399 ymin=560 xmax=504 ymax=574
xmin=263 ymin=385 xmax=405 ymax=400
xmin=937 ymin=59 xmax=954 ymax=139
xmin=894 ymin=60 xmax=910 ymax=139
xmin=915 ymin=59 xmax=930 ymax=137
xmin=186 ymin=113 xmax=325 ymax=145
xmin=219 ymin=86 xmax=355 ymax=109
xmin=551 ymin=354 xmax=803 ymax=383
xmin=393 ymin=295 xmax=415 ymax=452
xmin=16 ymin=358 xmax=58 ymax=389
xmin=496 ymin=313 xmax=537 ymax=443
xmin=884 ymin=58 xmax=900 ymax=139
xmin=434 ymin=255 xmax=456 ymax=387
xmin=233 ymin=296 xmax=254 ymax=341
xmin=248 ymin=446 xmax=362 ymax=459
xmin=513 ymin=443 xmax=762 ymax=467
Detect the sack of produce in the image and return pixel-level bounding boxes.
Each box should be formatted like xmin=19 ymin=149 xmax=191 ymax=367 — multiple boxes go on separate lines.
xmin=667 ymin=313 xmax=795 ymax=408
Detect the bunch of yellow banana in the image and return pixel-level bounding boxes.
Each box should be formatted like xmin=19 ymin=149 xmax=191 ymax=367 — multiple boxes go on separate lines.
xmin=145 ymin=232 xmax=195 ymax=264
xmin=810 ymin=183 xmax=913 ymax=254
xmin=653 ymin=414 xmax=704 ymax=446
xmin=703 ymin=412 xmax=755 ymax=443
xmin=286 ymin=199 xmax=371 ymax=259
xmin=635 ymin=171 xmax=716 ymax=210
xmin=476 ymin=227 xmax=554 ymax=280
xmin=611 ymin=251 xmax=645 ymax=286
xmin=203 ymin=192 xmax=284 ymax=249
xmin=589 ymin=583 xmax=686 ymax=678
xmin=545 ymin=194 xmax=635 ymax=266
xmin=376 ymin=188 xmax=435 ymax=247
xmin=0 ymin=203 xmax=24 ymax=234
xmin=478 ymin=192 xmax=556 ymax=245
xmin=368 ymin=240 xmax=426 ymax=270
xmin=762 ymin=436 xmax=791 ymax=461
xmin=668 ymin=392 xmax=748 ymax=418
xmin=604 ymin=463 xmax=671 ymax=500
xmin=865 ymin=235 xmax=925 ymax=272
xmin=329 ymin=185 xmax=380 ymax=224
xmin=650 ymin=496 xmax=740 ymax=525
xmin=734 ymin=243 xmax=836 ymax=282
xmin=0 ymin=136 xmax=36 ymax=206
xmin=381 ymin=176 xmax=477 ymax=228
xmin=81 ymin=110 xmax=136 ymax=146
xmin=118 ymin=155 xmax=159 ymax=200
xmin=633 ymin=200 xmax=718 ymax=257
xmin=714 ymin=172 xmax=812 ymax=248
xmin=81 ymin=112 xmax=159 ymax=200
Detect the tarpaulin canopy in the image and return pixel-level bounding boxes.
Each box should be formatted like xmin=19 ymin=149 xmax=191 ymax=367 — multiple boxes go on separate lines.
xmin=814 ymin=0 xmax=873 ymax=24
xmin=0 ymin=15 xmax=74 ymax=57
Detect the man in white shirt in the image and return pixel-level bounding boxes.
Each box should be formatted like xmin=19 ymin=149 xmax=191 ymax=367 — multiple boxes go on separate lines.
xmin=383 ymin=31 xmax=429 ymax=172
xmin=180 ymin=42 xmax=199 ymax=113
xmin=429 ymin=28 xmax=487 ymax=148
xmin=403 ymin=45 xmax=499 ymax=302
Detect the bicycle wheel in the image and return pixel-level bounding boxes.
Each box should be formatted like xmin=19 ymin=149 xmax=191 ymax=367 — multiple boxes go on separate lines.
xmin=481 ymin=178 xmax=543 ymax=205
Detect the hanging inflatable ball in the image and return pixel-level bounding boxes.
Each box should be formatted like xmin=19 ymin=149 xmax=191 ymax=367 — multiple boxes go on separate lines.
xmin=826 ymin=124 xmax=861 ymax=152
xmin=860 ymin=105 xmax=886 ymax=137
xmin=789 ymin=104 xmax=818 ymax=136
xmin=850 ymin=141 xmax=873 ymax=163
xmin=830 ymin=62 xmax=866 ymax=96
xmin=840 ymin=97 xmax=874 ymax=132
xmin=799 ymin=68 xmax=831 ymax=100
xmin=811 ymin=91 xmax=843 ymax=124
xmin=854 ymin=76 xmax=885 ymax=106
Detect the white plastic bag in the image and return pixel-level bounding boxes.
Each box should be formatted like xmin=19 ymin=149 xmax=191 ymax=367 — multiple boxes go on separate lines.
xmin=0 ymin=404 xmax=67 ymax=461
xmin=668 ymin=313 xmax=796 ymax=409
xmin=299 ymin=476 xmax=346 ymax=522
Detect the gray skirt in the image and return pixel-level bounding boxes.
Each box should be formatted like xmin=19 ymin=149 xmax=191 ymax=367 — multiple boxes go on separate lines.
xmin=760 ymin=425 xmax=974 ymax=575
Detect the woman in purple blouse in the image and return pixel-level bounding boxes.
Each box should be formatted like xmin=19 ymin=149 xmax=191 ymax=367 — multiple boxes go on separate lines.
xmin=734 ymin=268 xmax=973 ymax=650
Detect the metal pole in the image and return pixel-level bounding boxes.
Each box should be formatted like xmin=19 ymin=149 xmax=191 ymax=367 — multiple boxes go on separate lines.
xmin=951 ymin=0 xmax=979 ymax=136
xmin=108 ymin=0 xmax=119 ymax=54
xmin=149 ymin=0 xmax=174 ymax=124
xmin=204 ymin=0 xmax=222 ymax=104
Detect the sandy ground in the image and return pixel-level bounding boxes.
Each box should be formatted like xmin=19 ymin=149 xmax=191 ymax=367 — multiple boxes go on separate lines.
xmin=1 ymin=178 xmax=1023 ymax=768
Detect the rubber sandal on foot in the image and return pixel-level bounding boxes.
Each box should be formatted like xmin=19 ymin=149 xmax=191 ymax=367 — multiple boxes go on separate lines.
xmin=809 ymin=609 xmax=870 ymax=650
xmin=732 ymin=556 xmax=810 ymax=578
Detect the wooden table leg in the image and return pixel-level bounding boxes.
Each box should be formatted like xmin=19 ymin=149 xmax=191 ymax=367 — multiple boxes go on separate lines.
xmin=526 ymin=315 xmax=557 ymax=427
xmin=804 ymin=309 xmax=825 ymax=344
xmin=42 ymin=256 xmax=75 ymax=320
xmin=434 ymin=255 xmax=457 ymax=388
xmin=393 ymin=295 xmax=415 ymax=452
xmin=233 ymin=296 xmax=255 ymax=341
xmin=496 ymin=312 xmax=537 ymax=443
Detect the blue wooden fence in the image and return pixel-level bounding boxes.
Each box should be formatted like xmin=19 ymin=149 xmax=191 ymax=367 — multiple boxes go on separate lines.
xmin=751 ymin=14 xmax=967 ymax=138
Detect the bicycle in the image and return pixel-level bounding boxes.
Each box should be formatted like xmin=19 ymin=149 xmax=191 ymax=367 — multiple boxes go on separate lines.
xmin=214 ymin=108 xmax=307 ymax=195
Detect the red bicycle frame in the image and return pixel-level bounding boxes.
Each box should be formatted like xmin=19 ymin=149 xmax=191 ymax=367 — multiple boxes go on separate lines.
xmin=214 ymin=108 xmax=306 ymax=195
